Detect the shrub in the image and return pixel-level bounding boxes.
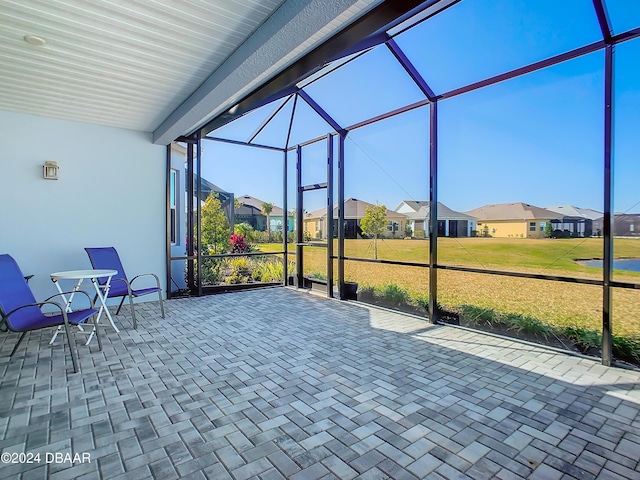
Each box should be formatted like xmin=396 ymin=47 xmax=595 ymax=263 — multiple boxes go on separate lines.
xmin=357 ymin=284 xmax=376 ymax=301
xmin=200 ymin=258 xmax=224 ymax=284
xmin=504 ymin=312 xmax=552 ymax=338
xmin=612 ymin=334 xmax=640 ymax=364
xmin=413 ymin=294 xmax=430 ymax=311
xmin=226 ymin=272 xmax=249 ymax=284
xmin=251 ymin=258 xmax=284 ymax=282
xmin=414 ymin=229 xmax=426 ymax=239
xmin=230 ymin=233 xmax=248 ymax=253
xmin=309 ymin=271 xmax=327 ymax=281
xmin=234 ymin=223 xmax=255 ymax=241
xmin=378 ymin=283 xmax=410 ymax=306
xmin=562 ymin=325 xmax=601 ymax=350
xmin=459 ymin=304 xmax=499 ymax=326
xmin=230 ymin=256 xmax=251 ymax=275
xmin=252 ymin=231 xmax=269 ymax=243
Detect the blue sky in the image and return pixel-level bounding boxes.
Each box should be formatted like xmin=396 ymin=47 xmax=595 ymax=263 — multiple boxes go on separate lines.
xmin=203 ymin=0 xmax=640 ymax=215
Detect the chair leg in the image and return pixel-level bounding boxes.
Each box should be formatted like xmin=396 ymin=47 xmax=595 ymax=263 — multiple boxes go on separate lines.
xmin=10 ymin=332 xmax=27 ymax=356
xmin=157 ymin=290 xmax=165 ymax=319
xmin=92 ymin=315 xmax=102 ymax=351
xmin=63 ymin=321 xmax=79 ymax=373
xmin=115 ymin=297 xmax=126 ymax=315
xmin=128 ymin=294 xmax=138 ymax=329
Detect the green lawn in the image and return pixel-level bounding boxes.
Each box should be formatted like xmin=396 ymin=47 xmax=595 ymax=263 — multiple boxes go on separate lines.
xmin=260 ymin=237 xmax=640 ymax=279
xmin=257 ymin=237 xmax=640 ymax=335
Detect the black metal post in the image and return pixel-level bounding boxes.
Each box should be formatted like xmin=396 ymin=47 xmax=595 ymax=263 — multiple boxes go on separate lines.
xmin=592 ymin=0 xmax=612 ymax=43
xmin=165 ymin=144 xmax=172 ymax=299
xmin=283 ymin=151 xmax=289 ymax=286
xmin=298 ymin=90 xmax=345 ymax=136
xmin=196 ymin=132 xmax=203 ymax=297
xmin=602 ymin=44 xmax=614 ymax=366
xmin=428 ymin=101 xmax=438 ymax=323
xmin=296 ymin=145 xmax=304 ymax=287
xmin=386 ymin=38 xmax=436 ymax=102
xmin=338 ymin=133 xmax=346 ymax=299
xmin=326 ymin=134 xmax=334 ymax=297
xmin=186 ymin=141 xmax=195 ymax=293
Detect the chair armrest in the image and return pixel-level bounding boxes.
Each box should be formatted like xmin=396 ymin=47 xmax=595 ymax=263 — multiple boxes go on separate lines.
xmin=3 ymin=299 xmax=67 ymax=318
xmin=44 ymin=290 xmax=95 ymax=309
xmin=2 ymin=300 xmax=74 ymax=332
xmin=130 ymin=273 xmax=161 ymax=288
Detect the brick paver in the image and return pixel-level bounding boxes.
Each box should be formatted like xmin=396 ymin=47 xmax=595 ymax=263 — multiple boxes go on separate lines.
xmin=1 ymin=288 xmax=640 ymax=479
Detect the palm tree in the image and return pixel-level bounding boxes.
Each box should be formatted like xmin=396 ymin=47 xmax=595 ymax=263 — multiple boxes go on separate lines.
xmin=261 ymin=202 xmax=273 ymax=241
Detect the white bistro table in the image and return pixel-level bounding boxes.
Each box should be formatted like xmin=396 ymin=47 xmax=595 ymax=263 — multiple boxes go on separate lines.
xmin=50 ymin=269 xmax=118 ymax=345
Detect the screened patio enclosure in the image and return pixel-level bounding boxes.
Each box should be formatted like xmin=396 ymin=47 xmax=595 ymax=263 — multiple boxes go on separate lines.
xmin=168 ymin=0 xmax=640 ymax=367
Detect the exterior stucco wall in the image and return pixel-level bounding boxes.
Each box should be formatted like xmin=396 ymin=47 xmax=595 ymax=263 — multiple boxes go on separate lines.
xmin=304 ymin=218 xmax=324 ymax=239
xmin=0 ymin=110 xmax=166 ymax=302
xmin=476 ymin=220 xmax=549 ymax=238
xmin=304 ymin=216 xmax=405 ymax=239
xmin=476 ymin=220 xmax=527 ymax=238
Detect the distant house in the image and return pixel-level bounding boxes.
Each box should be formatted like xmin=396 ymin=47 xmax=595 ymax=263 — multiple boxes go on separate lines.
xmin=464 ymin=202 xmax=563 ymax=239
xmin=235 ymin=195 xmax=293 ymax=233
xmin=545 ymin=205 xmax=602 ymax=237
xmin=593 ymin=213 xmax=640 ymax=237
xmin=304 ymin=198 xmax=407 ymax=239
xmin=395 ymin=200 xmax=477 ymax=237
xmin=198 ymin=176 xmax=235 ymax=225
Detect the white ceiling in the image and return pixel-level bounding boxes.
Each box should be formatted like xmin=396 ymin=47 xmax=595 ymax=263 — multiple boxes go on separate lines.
xmin=0 ymin=0 xmax=285 ymax=131
xmin=0 ymin=0 xmax=382 ymax=141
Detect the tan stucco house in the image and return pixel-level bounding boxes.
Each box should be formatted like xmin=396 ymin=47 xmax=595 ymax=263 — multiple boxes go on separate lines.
xmin=464 ymin=202 xmax=563 ymax=238
xmin=304 ymin=198 xmax=407 ymax=239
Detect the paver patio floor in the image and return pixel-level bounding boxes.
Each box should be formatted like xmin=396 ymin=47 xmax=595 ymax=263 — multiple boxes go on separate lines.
xmin=1 ymin=287 xmax=639 ymax=479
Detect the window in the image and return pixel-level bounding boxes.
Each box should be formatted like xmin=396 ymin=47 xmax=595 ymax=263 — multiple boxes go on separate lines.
xmin=170 ymin=169 xmax=177 ymax=244
xmin=540 ymin=221 xmax=547 ymax=232
xmin=529 ymin=222 xmax=536 ymax=232
xmin=387 ymin=221 xmax=399 ymax=233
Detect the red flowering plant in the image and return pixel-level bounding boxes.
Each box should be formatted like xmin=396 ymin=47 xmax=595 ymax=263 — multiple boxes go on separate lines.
xmin=230 ymin=233 xmax=249 ymax=253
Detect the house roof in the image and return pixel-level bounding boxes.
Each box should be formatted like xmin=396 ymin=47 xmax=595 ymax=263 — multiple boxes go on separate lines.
xmin=236 ymin=195 xmax=284 ymax=216
xmin=306 ymin=198 xmax=407 ymax=220
xmin=396 ymin=200 xmax=430 ymax=212
xmin=545 ymin=205 xmax=603 ymax=221
xmin=593 ymin=213 xmax=640 ymax=222
xmin=195 ymin=175 xmax=231 ymax=203
xmin=465 ymin=202 xmax=563 ymax=221
xmin=396 ymin=201 xmax=477 ymax=221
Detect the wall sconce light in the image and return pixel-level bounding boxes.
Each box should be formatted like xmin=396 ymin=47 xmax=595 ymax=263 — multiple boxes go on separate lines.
xmin=43 ymin=161 xmax=59 ymax=180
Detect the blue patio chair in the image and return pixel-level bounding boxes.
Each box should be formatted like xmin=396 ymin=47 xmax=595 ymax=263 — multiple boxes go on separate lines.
xmin=84 ymin=247 xmax=164 ymax=329
xmin=0 ymin=254 xmax=101 ymax=373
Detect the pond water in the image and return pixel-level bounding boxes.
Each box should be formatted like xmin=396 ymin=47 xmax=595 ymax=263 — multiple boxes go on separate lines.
xmin=579 ymin=258 xmax=640 ymax=272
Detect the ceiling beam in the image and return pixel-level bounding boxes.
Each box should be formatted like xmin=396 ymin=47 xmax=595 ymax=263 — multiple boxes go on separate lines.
xmin=153 ymin=0 xmax=386 ymax=145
